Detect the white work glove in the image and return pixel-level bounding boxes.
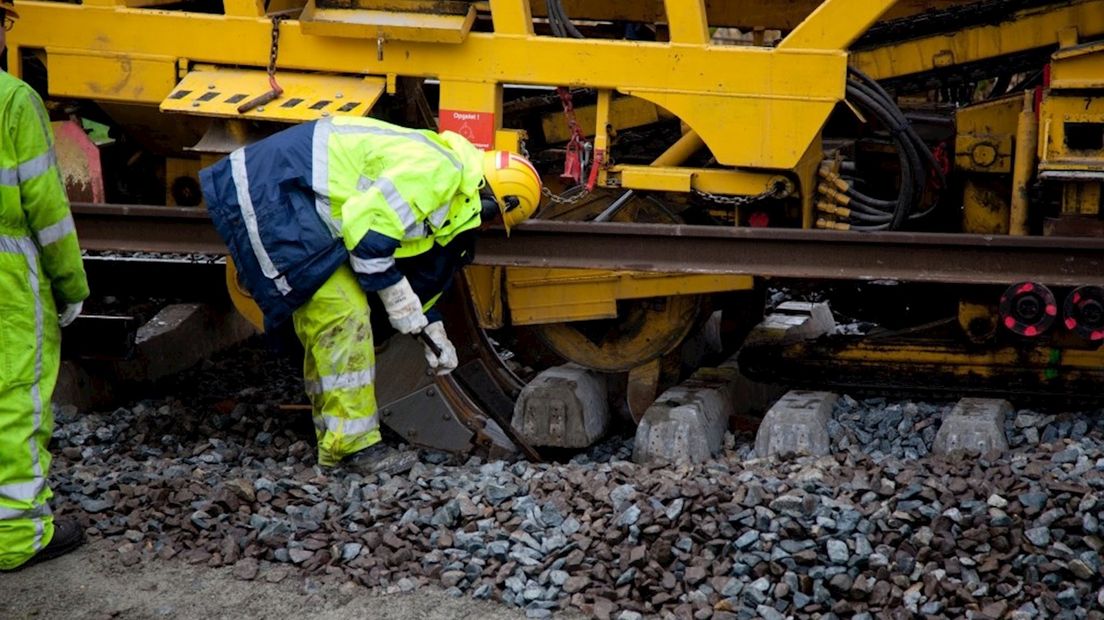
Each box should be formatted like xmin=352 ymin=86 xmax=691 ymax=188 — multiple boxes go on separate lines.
xmin=59 ymin=301 xmax=83 ymax=328
xmin=378 ymin=278 xmax=428 ymax=335
xmin=422 ymin=321 xmax=458 ymax=375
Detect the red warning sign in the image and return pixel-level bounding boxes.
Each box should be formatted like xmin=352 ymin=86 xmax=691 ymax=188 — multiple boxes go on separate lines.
xmin=439 ymin=110 xmax=495 ymax=150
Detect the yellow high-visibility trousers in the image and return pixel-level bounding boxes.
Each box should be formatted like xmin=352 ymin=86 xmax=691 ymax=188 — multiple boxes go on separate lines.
xmin=0 ymin=237 xmax=59 ymax=570
xmin=292 ymin=265 xmax=382 ymax=466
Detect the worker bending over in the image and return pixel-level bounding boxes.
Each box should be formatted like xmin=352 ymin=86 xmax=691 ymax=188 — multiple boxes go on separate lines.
xmin=0 ymin=0 xmax=90 ymax=570
xmin=201 ymin=117 xmax=541 ymax=473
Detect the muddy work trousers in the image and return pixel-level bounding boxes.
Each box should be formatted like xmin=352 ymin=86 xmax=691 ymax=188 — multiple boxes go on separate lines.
xmin=292 ymin=265 xmax=381 ymax=466
xmin=0 ymin=236 xmax=59 ymax=570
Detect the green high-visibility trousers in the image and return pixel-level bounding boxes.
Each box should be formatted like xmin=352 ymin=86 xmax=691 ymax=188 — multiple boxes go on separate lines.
xmin=292 ymin=265 xmax=382 ymax=466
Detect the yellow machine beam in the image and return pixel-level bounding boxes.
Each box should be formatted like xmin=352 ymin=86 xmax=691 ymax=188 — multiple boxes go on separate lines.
xmin=505 ymin=268 xmax=753 ymax=325
xmin=300 ymin=0 xmax=478 ymax=42
xmin=852 ymin=0 xmax=1104 ymax=81
xmin=777 ymin=0 xmax=897 ymax=51
xmin=526 ymin=0 xmax=964 ymax=32
xmin=541 ymin=97 xmax=665 ymax=144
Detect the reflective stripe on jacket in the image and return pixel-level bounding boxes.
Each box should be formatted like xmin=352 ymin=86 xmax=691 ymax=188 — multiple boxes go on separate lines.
xmin=200 ymin=117 xmax=485 ymax=329
xmin=0 ymin=71 xmax=89 ymax=305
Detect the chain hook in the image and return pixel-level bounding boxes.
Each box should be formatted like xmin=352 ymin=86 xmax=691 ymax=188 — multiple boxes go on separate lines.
xmin=237 ymin=15 xmax=287 ymax=114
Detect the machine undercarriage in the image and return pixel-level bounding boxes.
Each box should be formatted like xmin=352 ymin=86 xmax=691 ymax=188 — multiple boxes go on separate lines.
xmin=10 ymin=0 xmax=1104 ymax=456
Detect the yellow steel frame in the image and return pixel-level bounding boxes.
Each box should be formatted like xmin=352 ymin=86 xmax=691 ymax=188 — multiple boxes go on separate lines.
xmin=8 ymin=0 xmax=894 ymax=177
xmin=505 ymin=268 xmax=753 ymax=325
xmin=524 ymin=1 xmax=962 ymax=32
xmin=782 ymin=339 xmax=1104 ymax=384
xmin=852 ymin=0 xmax=1104 ymax=81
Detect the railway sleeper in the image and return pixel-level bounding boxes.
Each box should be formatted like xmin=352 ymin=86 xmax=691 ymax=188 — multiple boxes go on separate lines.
xmin=632 ymin=356 xmax=758 ymax=467
xmin=54 ymin=303 xmax=256 ymax=410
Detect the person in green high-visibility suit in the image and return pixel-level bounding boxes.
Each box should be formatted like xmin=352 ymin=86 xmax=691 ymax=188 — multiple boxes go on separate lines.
xmin=0 ymin=0 xmax=90 ymax=570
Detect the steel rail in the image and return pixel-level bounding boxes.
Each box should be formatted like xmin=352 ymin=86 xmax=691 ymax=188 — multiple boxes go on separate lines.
xmin=71 ymin=203 xmax=228 ymax=255
xmin=71 ymin=203 xmax=1104 ymax=286
xmin=475 ymin=221 xmax=1104 ymax=287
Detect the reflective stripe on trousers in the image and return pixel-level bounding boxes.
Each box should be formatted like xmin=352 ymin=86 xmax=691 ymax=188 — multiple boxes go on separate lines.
xmin=0 ymin=233 xmax=52 ymax=567
xmin=291 ymin=264 xmax=382 ymax=466
xmin=304 ymin=369 xmax=375 ymax=395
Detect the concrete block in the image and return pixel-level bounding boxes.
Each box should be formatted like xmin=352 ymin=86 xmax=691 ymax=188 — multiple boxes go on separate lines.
xmin=633 ymin=366 xmax=738 ymax=466
xmin=512 ymin=364 xmax=608 ymax=448
xmin=754 ymin=390 xmax=837 ymax=459
xmin=745 ymin=301 xmax=836 ymax=347
xmin=114 ymin=304 xmax=257 ymax=382
xmin=52 ymin=361 xmax=115 ymax=411
xmin=933 ymin=398 xmax=1011 ymax=456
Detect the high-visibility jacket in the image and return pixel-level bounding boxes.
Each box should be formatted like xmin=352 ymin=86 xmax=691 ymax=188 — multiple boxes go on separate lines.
xmin=0 ymin=70 xmax=89 ymax=570
xmin=201 ymin=117 xmax=485 ymax=330
xmin=0 ymin=72 xmax=88 ymax=304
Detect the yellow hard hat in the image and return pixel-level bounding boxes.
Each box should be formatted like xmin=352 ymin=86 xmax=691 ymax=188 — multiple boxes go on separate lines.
xmin=1 ymin=0 xmax=18 ymax=18
xmin=482 ymin=150 xmax=542 ymax=231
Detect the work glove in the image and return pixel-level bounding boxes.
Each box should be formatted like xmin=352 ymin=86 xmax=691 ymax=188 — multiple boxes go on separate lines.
xmin=422 ymin=321 xmax=458 ymax=375
xmin=378 ymin=277 xmax=428 ymax=335
xmin=59 ymin=301 xmax=83 ymax=328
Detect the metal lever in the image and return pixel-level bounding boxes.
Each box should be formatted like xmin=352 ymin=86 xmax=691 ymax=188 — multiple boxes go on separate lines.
xmin=237 ymin=89 xmax=281 ymax=114
xmin=414 ymin=331 xmax=442 ymax=376
xmin=416 ymin=331 xmax=442 ymax=357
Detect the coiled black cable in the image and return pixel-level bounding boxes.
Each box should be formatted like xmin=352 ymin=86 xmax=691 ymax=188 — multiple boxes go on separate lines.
xmin=841 ymin=68 xmax=943 ymax=231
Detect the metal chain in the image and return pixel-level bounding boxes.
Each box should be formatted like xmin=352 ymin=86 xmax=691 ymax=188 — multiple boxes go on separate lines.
xmin=268 ymin=16 xmax=284 ymax=78
xmin=541 ymin=184 xmax=590 ymax=205
xmin=533 ymin=87 xmax=595 ymax=205
xmin=542 ymin=178 xmax=788 ymax=208
xmin=692 ymin=181 xmax=786 ymax=207
xmin=557 ymin=87 xmax=591 ymax=185
xmin=236 ymin=16 xmax=287 ymax=113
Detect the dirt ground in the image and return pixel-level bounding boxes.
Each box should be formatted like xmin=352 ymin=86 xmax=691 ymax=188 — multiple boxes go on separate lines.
xmin=2 ymin=539 xmax=528 ymax=620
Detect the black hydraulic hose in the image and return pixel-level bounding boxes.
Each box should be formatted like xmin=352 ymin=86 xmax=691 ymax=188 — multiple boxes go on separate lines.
xmin=852 ymin=83 xmax=931 ymax=219
xmin=548 ymin=0 xmax=584 ymax=39
xmin=847 ymin=71 xmax=947 ymax=229
xmin=546 ymin=0 xmax=564 ymax=37
xmin=847 ymin=200 xmax=894 ymax=218
xmin=851 ymin=222 xmax=891 ymax=231
xmin=840 ymin=176 xmax=904 ymax=212
xmin=846 ymin=187 xmax=898 ymax=210
xmin=844 ymin=84 xmax=920 ymax=230
xmin=847 ymin=209 xmax=892 ymax=223
xmin=849 ymin=67 xmax=946 ymax=189
xmin=847 ymin=80 xmax=931 ymax=223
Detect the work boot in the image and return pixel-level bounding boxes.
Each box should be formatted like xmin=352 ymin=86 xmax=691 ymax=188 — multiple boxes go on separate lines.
xmin=16 ymin=519 xmax=85 ymax=570
xmin=341 ymin=443 xmax=418 ymax=476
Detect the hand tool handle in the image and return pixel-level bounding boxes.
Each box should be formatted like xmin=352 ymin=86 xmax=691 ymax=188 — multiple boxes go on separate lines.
xmin=416 ymin=331 xmax=442 ymax=357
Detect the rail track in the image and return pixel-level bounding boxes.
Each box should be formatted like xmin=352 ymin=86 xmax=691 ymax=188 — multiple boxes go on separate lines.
xmin=71 ymin=203 xmax=1104 ymax=287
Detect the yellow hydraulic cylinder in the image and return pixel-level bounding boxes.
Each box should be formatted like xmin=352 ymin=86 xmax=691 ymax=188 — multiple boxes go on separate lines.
xmin=1011 ymin=92 xmax=1038 ymax=236
xmin=651 ymin=130 xmax=706 ymax=168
